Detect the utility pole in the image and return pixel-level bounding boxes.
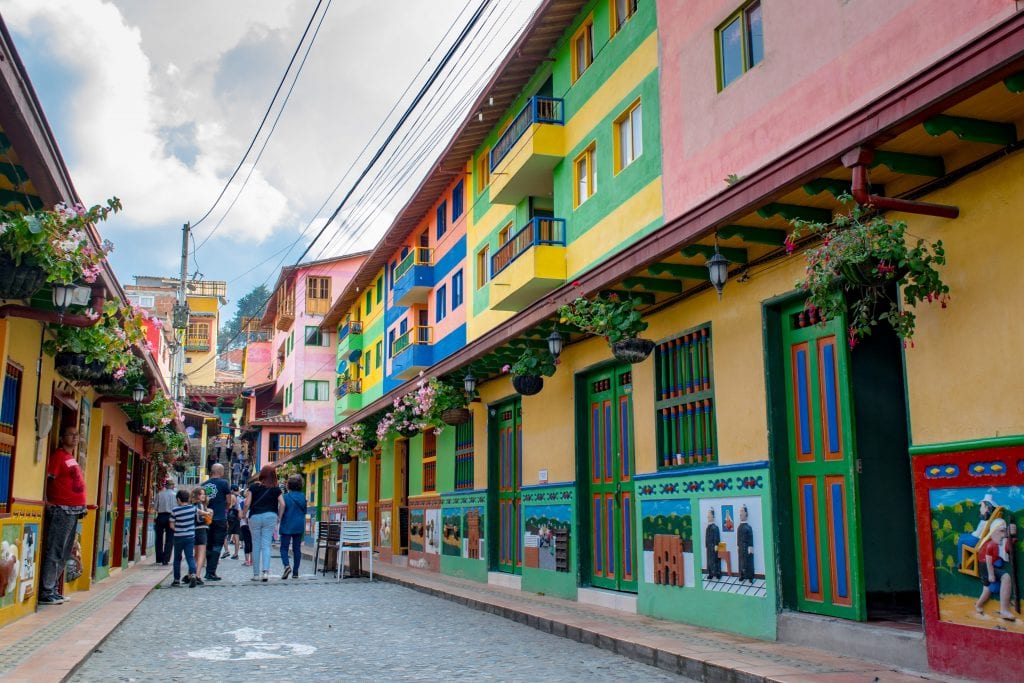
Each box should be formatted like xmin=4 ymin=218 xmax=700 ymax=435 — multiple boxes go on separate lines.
xmin=170 ymin=223 xmax=190 ymax=403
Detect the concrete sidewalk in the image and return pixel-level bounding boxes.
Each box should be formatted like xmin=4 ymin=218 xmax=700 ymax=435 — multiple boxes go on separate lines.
xmin=304 ymin=545 xmax=958 ymax=683
xmin=0 ymin=559 xmax=170 ymax=683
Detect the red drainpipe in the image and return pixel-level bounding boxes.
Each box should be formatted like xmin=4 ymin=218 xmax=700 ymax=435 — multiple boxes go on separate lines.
xmin=841 ymin=147 xmax=959 ymax=219
xmin=0 ymin=290 xmax=107 ymax=327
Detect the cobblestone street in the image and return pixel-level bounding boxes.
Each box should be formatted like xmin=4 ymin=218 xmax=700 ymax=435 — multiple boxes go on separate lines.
xmin=69 ymin=551 xmax=689 ymax=682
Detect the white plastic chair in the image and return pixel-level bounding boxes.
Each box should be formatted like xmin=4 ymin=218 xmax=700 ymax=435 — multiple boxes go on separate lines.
xmin=336 ymin=520 xmax=373 ymax=581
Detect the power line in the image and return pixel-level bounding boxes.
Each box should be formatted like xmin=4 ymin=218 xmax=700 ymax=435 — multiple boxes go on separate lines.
xmin=188 ymin=0 xmax=328 ymax=232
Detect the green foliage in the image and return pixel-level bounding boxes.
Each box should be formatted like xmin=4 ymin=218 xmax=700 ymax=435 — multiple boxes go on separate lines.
xmin=641 ymin=513 xmax=693 ymax=551
xmin=558 ymin=292 xmax=648 ymax=344
xmin=786 ymin=195 xmax=949 ymax=347
xmin=43 ymin=300 xmax=149 ymax=374
xmin=218 ymin=284 xmax=271 ymax=351
xmin=0 ymin=198 xmax=120 ymax=284
xmin=929 ymin=499 xmax=1024 ymax=598
xmin=505 ymin=348 xmax=557 ymax=379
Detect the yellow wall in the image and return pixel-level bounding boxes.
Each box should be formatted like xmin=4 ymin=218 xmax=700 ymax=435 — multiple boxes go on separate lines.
xmin=900 ymin=151 xmax=1024 ymax=445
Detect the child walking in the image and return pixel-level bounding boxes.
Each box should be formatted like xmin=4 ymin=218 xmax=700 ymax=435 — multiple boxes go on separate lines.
xmin=191 ymin=488 xmax=212 ymax=585
xmin=169 ymin=489 xmax=198 ymax=588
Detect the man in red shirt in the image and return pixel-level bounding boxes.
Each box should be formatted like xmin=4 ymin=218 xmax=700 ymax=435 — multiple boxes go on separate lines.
xmin=38 ymin=425 xmax=87 ymax=605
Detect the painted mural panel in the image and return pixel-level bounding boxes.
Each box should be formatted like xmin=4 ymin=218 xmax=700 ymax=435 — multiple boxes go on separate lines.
xmin=18 ymin=523 xmax=38 ymax=604
xmin=409 ymin=509 xmax=425 ymax=553
xmin=442 ymin=508 xmax=462 ymax=557
xmin=698 ymin=497 xmax=766 ymax=597
xmin=641 ymin=498 xmax=694 ymax=588
xmin=441 ymin=506 xmax=485 ymax=559
xmin=928 ymin=485 xmax=1024 ymax=631
xmin=0 ymin=524 xmax=20 ymax=608
xmin=523 ymin=504 xmax=571 ymax=572
xmin=424 ymin=508 xmax=440 ymax=555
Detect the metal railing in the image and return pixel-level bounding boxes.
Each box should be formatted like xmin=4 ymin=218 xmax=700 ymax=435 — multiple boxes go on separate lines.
xmin=394 ymin=247 xmax=433 ymax=282
xmin=490 ymin=96 xmax=564 ymax=171
xmin=491 ymin=217 xmax=566 ymax=277
xmin=391 ymin=326 xmax=433 ymax=357
xmin=338 ymin=318 xmax=363 ymax=341
xmin=335 ymin=378 xmax=362 ymax=398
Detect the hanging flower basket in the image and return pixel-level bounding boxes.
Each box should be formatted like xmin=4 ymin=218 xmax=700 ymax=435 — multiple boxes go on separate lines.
xmin=396 ymin=424 xmax=421 ymax=438
xmin=512 ymin=374 xmax=543 ymax=396
xmin=0 ymin=254 xmax=46 ymax=300
xmin=364 ymin=438 xmax=378 ymax=451
xmin=611 ymin=338 xmax=655 ymax=364
xmin=54 ymin=351 xmax=107 ymax=382
xmin=336 ymin=451 xmax=353 ymax=465
xmin=126 ymin=419 xmax=148 ymax=435
xmin=441 ymin=407 xmax=471 ymax=426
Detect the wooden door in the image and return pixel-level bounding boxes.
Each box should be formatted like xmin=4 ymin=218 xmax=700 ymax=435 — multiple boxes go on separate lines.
xmin=782 ymin=301 xmax=865 ymax=620
xmin=393 ymin=439 xmax=408 ymax=554
xmin=585 ymin=365 xmax=637 ymax=592
xmin=495 ymin=399 xmax=521 ymax=574
xmin=113 ymin=443 xmax=129 ymax=568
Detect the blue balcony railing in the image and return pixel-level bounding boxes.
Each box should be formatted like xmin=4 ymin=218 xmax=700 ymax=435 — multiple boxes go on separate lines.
xmin=489 ymin=97 xmax=564 ymax=172
xmin=491 ymin=217 xmax=566 ymax=277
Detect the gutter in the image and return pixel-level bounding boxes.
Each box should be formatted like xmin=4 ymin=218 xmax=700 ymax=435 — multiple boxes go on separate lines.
xmin=842 ymin=148 xmax=959 ymax=218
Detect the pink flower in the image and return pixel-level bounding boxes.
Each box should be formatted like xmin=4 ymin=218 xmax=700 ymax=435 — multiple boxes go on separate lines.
xmin=501 ymin=364 xmax=510 ymax=373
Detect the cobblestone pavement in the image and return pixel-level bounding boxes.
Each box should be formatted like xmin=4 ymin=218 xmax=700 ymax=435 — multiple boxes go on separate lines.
xmin=70 ymin=547 xmax=691 ymax=682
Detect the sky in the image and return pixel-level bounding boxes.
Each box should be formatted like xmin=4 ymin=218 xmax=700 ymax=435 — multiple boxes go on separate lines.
xmin=0 ymin=0 xmax=539 ymax=320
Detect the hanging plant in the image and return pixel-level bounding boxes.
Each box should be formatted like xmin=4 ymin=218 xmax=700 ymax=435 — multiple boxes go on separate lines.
xmin=502 ymin=349 xmax=557 ymax=396
xmin=558 ymin=291 xmax=653 ymax=362
xmin=44 ymin=301 xmax=149 ymax=379
xmin=128 ymin=390 xmax=183 ymax=436
xmin=376 ymin=375 xmax=457 ymax=440
xmin=786 ymin=194 xmax=950 ymax=348
xmin=320 ymin=423 xmax=375 ymax=464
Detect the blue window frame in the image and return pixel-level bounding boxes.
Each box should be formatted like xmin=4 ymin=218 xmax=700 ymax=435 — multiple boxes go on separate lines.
xmin=436 ymin=285 xmax=447 ymax=322
xmin=388 ymin=329 xmax=396 ymax=359
xmin=451 ymin=270 xmax=463 ymax=309
xmin=436 ymin=201 xmax=448 ymax=240
xmin=451 ymin=180 xmax=464 ymax=221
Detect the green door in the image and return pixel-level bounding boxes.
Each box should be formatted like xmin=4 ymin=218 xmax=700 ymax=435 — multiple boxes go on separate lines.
xmin=495 ymin=399 xmax=521 ymax=574
xmin=781 ymin=301 xmax=865 ymax=619
xmin=585 ymin=365 xmax=637 ymax=592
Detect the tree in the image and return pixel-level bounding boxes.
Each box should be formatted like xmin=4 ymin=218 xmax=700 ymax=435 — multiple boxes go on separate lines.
xmin=218 ymin=284 xmax=271 ymax=351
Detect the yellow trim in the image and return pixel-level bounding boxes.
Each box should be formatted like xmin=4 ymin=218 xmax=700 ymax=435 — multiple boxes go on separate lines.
xmin=476 ymin=147 xmax=491 ymax=194
xmin=570 ymin=15 xmax=594 ymax=84
xmin=610 ymin=0 xmax=638 ymax=37
xmin=566 ymin=177 xmax=661 ymax=277
xmin=475 ymin=244 xmax=490 ymax=289
xmin=613 ymin=98 xmax=642 ymax=174
xmin=573 ymin=142 xmax=597 ymax=208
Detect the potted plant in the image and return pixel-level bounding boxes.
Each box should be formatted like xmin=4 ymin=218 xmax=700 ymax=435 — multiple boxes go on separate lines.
xmin=433 ymin=378 xmax=471 ymax=425
xmin=786 ymin=194 xmax=950 ymax=347
xmin=503 ymin=348 xmax=556 ymax=396
xmin=0 ymin=198 xmax=119 ymax=300
xmin=44 ymin=301 xmax=148 ymax=382
xmin=558 ymin=292 xmax=653 ymax=363
xmin=376 ymin=376 xmax=449 ymax=440
xmin=321 ymin=423 xmax=375 ymax=464
xmin=127 ymin=390 xmax=182 ymax=436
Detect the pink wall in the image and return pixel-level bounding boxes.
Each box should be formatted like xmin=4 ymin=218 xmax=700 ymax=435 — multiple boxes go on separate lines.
xmin=244 ymin=342 xmax=272 ymax=387
xmin=656 ymin=0 xmax=1014 ymax=220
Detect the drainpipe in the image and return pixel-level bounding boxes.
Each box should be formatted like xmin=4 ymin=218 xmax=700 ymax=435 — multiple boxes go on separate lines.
xmin=0 ymin=289 xmax=107 ymax=327
xmin=841 ymin=148 xmax=959 ymax=218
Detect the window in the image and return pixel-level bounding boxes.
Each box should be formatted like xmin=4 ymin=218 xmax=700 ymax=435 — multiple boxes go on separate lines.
xmin=498 ymin=223 xmax=512 ymax=247
xmin=376 ymin=276 xmax=383 ymax=304
xmin=717 ymin=1 xmax=763 ymax=90
xmin=306 ymin=276 xmax=331 ymax=315
xmin=287 ymin=331 xmax=294 ymax=355
xmin=451 ymin=270 xmax=463 ymax=309
xmin=476 ymin=149 xmax=490 ymax=193
xmin=186 ymin=321 xmax=210 ymax=350
xmin=388 ymin=330 xmax=396 ymax=358
xmin=436 ymin=201 xmax=447 ymax=240
xmin=436 ymin=285 xmax=448 ymax=322
xmin=451 ymin=180 xmax=464 ymax=221
xmin=304 ymin=326 xmax=328 ymax=346
xmin=303 ymin=380 xmax=330 ymax=401
xmin=612 ymin=0 xmax=639 ymax=34
xmin=454 ymin=415 xmax=474 ymax=490
xmin=375 ymin=340 xmax=383 ymax=369
xmin=615 ymin=100 xmax=643 ymax=172
xmin=476 ymin=246 xmax=490 ymax=288
xmin=0 ymin=363 xmax=22 ymax=511
xmin=364 ymin=348 xmax=371 ymax=375
xmin=574 ymin=143 xmax=597 ymax=206
xmin=654 ymin=324 xmax=717 ymax=468
xmin=365 ymin=290 xmax=372 ymax=315
xmin=128 ymin=294 xmax=155 ymax=308
xmin=571 ymin=18 xmax=594 ymax=83
xmin=284 ymin=384 xmax=292 ymax=406
xmin=422 ymin=430 xmax=437 ymax=493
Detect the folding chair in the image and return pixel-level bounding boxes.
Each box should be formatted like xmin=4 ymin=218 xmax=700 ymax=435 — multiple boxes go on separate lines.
xmin=336 ymin=520 xmax=373 ymax=581
xmin=313 ymin=521 xmax=342 ymax=576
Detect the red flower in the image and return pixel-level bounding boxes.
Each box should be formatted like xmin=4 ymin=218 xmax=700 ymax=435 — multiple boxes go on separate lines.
xmin=571 ymin=280 xmax=582 ymax=287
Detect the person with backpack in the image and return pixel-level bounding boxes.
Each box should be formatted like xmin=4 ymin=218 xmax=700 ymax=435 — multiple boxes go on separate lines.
xmin=280 ymin=474 xmax=307 ymax=579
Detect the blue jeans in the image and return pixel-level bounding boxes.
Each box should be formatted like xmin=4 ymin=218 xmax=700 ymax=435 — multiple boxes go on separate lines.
xmin=280 ymin=533 xmax=302 ymax=574
xmin=173 ymin=536 xmax=196 ymax=581
xmin=249 ymin=512 xmax=277 ymax=575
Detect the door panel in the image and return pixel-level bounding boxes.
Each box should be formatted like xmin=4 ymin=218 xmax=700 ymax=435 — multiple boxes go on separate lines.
xmin=586 ymin=366 xmax=637 ymax=592
xmin=782 ymin=303 xmax=865 ymax=619
xmin=496 ymin=400 xmax=521 ymax=574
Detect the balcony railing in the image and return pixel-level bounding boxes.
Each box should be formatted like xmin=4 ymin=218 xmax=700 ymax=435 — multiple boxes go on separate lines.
xmin=491 ymin=217 xmax=566 ymax=277
xmin=395 ymin=247 xmax=433 ymax=282
xmin=268 ymin=449 xmax=296 ymax=463
xmin=276 ymin=296 xmax=295 ymax=331
xmin=338 ymin=318 xmax=363 ymax=341
xmin=336 ymin=378 xmax=362 ymax=398
xmin=490 ymin=97 xmax=564 ymax=171
xmin=184 ymin=339 xmax=211 ymax=352
xmin=391 ymin=326 xmax=433 ymax=357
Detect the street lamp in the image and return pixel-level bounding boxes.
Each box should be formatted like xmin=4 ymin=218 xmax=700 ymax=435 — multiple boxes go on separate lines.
xmin=706 ymin=240 xmax=730 ymax=300
xmin=546 ymin=329 xmax=564 ymax=359
xmin=132 ymin=384 xmax=147 ymax=404
xmin=463 ymin=371 xmax=477 ymax=396
xmin=52 ymin=283 xmax=76 ymax=322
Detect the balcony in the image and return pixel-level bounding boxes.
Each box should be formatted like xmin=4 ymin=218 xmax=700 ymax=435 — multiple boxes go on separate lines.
xmin=337 ymin=319 xmax=363 ymax=363
xmin=391 ymin=326 xmax=433 ymax=380
xmin=393 ymin=247 xmax=434 ymax=307
xmin=184 ymin=338 xmax=211 ymax=352
xmin=489 ymin=97 xmax=564 ymax=205
xmin=276 ymin=296 xmax=295 ymax=331
xmin=335 ymin=378 xmax=363 ymax=416
xmin=490 ymin=217 xmax=566 ymax=311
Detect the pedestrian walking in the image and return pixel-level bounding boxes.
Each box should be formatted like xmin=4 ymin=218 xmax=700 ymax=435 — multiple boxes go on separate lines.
xmin=38 ymin=425 xmax=86 ymax=605
xmin=153 ymin=479 xmax=176 ymax=565
xmin=190 ymin=488 xmax=212 ymax=584
xmin=199 ymin=463 xmax=234 ymax=582
xmin=280 ymin=474 xmax=307 ymax=579
xmin=169 ymin=489 xmax=198 ymax=588
xmin=226 ymin=484 xmax=241 ymax=559
xmin=238 ymin=494 xmax=253 ymax=566
xmin=245 ymin=465 xmax=283 ymax=582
